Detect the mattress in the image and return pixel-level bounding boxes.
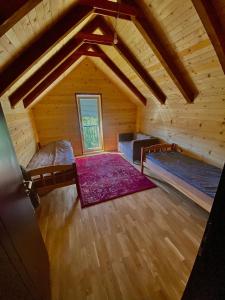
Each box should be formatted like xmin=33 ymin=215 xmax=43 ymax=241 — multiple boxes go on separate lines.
xmin=27 ymin=140 xmax=74 ymax=170
xmin=146 ymin=152 xmax=222 ymax=198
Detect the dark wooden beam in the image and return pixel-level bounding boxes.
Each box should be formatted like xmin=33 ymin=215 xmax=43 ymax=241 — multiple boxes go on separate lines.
xmin=9 ymin=18 xmax=104 ymax=107
xmin=191 ymin=0 xmax=225 ymax=74
xmin=76 ymin=32 xmax=114 ymax=45
xmin=0 ymin=1 xmax=139 ymax=96
xmin=80 ymin=0 xmax=137 ymax=18
xmin=122 ymin=0 xmax=198 ymax=103
xmin=10 ymin=15 xmax=155 ymax=107
xmin=76 ymin=50 xmax=106 ymax=57
xmin=98 ymin=17 xmax=166 ymax=104
xmin=23 ymin=43 xmax=147 ymax=108
xmin=94 ymin=9 xmax=131 ymax=20
xmin=0 ymin=0 xmax=42 ymax=37
xmin=23 ymin=44 xmax=91 ymax=108
xmin=92 ymin=45 xmax=147 ymax=105
xmin=0 ymin=4 xmax=93 ymax=96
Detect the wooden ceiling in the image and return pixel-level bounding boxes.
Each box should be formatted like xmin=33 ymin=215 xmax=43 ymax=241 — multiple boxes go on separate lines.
xmin=0 ymin=0 xmax=225 ymax=108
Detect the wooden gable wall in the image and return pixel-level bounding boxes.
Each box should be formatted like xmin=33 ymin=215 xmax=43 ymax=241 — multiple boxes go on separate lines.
xmin=1 ymin=98 xmax=37 ymax=166
xmin=32 ymin=58 xmax=137 ymax=155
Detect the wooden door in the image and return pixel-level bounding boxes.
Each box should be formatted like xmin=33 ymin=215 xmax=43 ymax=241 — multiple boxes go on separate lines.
xmin=76 ymin=94 xmax=103 ymax=154
xmin=0 ymin=104 xmax=50 ymax=300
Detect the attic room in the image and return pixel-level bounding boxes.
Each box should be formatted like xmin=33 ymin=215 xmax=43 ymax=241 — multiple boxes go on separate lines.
xmin=0 ymin=0 xmax=225 ymax=299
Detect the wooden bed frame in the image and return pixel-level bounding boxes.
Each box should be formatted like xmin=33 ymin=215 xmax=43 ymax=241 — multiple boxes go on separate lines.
xmin=27 ymin=163 xmax=78 ymax=196
xmin=27 ymin=142 xmax=78 ymax=196
xmin=141 ymin=143 xmax=213 ymax=212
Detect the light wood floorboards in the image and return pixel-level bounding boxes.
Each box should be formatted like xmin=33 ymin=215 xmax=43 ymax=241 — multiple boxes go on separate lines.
xmin=37 ymin=182 xmax=208 ymax=300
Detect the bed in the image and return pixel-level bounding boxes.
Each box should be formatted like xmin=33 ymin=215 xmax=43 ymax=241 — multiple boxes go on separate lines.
xmin=141 ymin=143 xmax=222 ymax=212
xmin=26 ymin=140 xmax=77 ymax=195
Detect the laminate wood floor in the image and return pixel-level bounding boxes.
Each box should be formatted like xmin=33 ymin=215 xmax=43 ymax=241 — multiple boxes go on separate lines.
xmin=37 ymin=179 xmax=208 ymax=300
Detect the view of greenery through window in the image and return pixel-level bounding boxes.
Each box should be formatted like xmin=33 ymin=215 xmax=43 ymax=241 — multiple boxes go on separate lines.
xmin=79 ymin=97 xmax=101 ymax=150
xmin=82 ymin=116 xmax=100 ymax=149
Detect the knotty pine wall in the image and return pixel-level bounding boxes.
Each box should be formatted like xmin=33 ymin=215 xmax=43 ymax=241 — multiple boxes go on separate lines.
xmin=32 ymin=58 xmax=137 ymax=155
xmin=105 ymin=0 xmax=225 ymax=168
xmin=1 ymin=97 xmax=37 ymax=166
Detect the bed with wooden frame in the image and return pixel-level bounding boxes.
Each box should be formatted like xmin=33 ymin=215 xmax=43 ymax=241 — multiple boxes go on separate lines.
xmin=141 ymin=143 xmax=222 ymax=212
xmin=26 ymin=140 xmax=78 ymax=195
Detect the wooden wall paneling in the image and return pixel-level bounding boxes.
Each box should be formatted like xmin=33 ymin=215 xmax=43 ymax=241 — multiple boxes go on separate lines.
xmin=32 ymin=58 xmax=137 ymax=155
xmin=108 ymin=0 xmax=225 ymax=168
xmin=122 ymin=0 xmax=198 ymax=103
xmin=0 ymin=0 xmax=42 ymax=37
xmin=191 ymin=0 xmax=225 ymax=74
xmin=92 ymin=45 xmax=147 ymax=106
xmin=1 ymin=97 xmax=37 ymax=166
xmin=99 ymin=41 xmax=154 ymax=102
xmin=23 ymin=52 xmax=83 ymax=108
xmin=97 ymin=17 xmax=166 ymax=104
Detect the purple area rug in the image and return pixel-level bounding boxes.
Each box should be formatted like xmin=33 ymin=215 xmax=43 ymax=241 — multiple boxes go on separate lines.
xmin=76 ymin=153 xmax=156 ymax=208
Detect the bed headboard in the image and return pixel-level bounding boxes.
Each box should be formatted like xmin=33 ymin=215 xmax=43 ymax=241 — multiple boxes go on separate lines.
xmin=141 ymin=143 xmax=182 ymax=173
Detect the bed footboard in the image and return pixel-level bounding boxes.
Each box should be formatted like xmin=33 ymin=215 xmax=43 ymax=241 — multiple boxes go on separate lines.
xmin=141 ymin=143 xmax=182 ymax=173
xmin=27 ymin=163 xmax=77 ymax=195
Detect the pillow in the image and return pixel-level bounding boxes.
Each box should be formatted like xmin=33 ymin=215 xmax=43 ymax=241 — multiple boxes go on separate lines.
xmin=135 ymin=133 xmax=150 ymax=140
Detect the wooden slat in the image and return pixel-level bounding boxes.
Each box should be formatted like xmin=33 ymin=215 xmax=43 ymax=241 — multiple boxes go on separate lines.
xmin=75 ymin=50 xmax=105 ymax=57
xmin=0 ymin=4 xmax=93 ymax=96
xmin=76 ymin=32 xmax=114 ymax=45
xmin=99 ymin=17 xmax=166 ymax=104
xmin=0 ymin=0 xmax=42 ymax=37
xmin=93 ymin=45 xmax=147 ymax=105
xmin=94 ymin=9 xmax=131 ymax=20
xmin=122 ymin=0 xmax=198 ymax=103
xmin=191 ymin=0 xmax=225 ymax=74
xmin=81 ymin=0 xmax=137 ymax=18
xmin=23 ymin=44 xmax=91 ymax=108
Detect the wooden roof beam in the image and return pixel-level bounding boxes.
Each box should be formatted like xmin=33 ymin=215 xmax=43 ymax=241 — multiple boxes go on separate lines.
xmin=97 ymin=16 xmax=166 ymax=104
xmin=9 ymin=17 xmax=104 ymax=107
xmin=92 ymin=45 xmax=147 ymax=106
xmin=23 ymin=44 xmax=147 ymax=108
xmin=23 ymin=44 xmax=91 ymax=108
xmin=0 ymin=1 xmax=138 ymax=96
xmin=191 ymin=0 xmax=225 ymax=74
xmin=75 ymin=50 xmax=105 ymax=57
xmin=80 ymin=0 xmax=136 ymax=20
xmin=76 ymin=32 xmax=114 ymax=45
xmin=0 ymin=0 xmax=42 ymax=37
xmin=0 ymin=4 xmax=93 ymax=96
xmin=122 ymin=0 xmax=198 ymax=103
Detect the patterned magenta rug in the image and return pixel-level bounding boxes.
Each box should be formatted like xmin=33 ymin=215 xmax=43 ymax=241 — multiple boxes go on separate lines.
xmin=76 ymin=153 xmax=156 ymax=208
